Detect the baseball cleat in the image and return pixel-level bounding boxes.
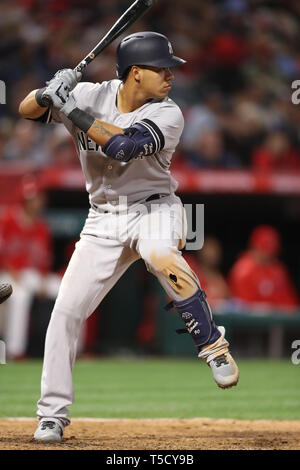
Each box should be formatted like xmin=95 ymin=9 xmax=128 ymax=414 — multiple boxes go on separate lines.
xmin=34 ymin=419 xmax=63 ymax=442
xmin=198 ymin=326 xmax=239 ymax=389
xmin=208 ymin=352 xmax=239 ymax=389
xmin=0 ymin=283 xmax=13 ymax=304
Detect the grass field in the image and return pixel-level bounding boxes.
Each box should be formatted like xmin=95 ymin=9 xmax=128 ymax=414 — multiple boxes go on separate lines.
xmin=0 ymin=358 xmax=299 ymax=420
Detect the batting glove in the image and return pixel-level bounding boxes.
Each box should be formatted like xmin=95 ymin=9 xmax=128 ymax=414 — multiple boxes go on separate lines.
xmin=41 ymin=80 xmax=70 ymax=109
xmin=46 ymin=68 xmax=82 ymax=92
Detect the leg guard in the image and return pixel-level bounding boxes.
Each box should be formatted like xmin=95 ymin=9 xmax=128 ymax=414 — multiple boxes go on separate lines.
xmin=165 ymin=288 xmax=221 ymax=351
xmin=166 ymin=289 xmax=239 ymax=389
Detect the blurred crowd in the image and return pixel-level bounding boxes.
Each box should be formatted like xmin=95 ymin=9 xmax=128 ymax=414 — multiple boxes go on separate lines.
xmin=184 ymin=226 xmax=300 ymax=315
xmin=1 ymin=0 xmax=300 ymax=170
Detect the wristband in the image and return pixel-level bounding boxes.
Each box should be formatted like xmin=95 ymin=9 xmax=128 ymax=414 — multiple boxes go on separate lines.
xmin=35 ymin=88 xmax=47 ymax=107
xmin=67 ymin=107 xmax=95 ymax=133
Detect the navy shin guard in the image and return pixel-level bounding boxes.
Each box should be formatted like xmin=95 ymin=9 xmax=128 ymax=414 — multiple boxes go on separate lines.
xmin=165 ymin=288 xmax=221 ymax=351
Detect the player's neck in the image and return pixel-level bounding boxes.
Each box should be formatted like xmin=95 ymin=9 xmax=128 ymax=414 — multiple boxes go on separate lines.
xmin=117 ymin=82 xmax=151 ymax=113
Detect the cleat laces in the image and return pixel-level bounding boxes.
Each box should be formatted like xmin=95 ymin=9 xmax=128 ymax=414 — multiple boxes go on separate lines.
xmin=41 ymin=421 xmax=56 ymax=430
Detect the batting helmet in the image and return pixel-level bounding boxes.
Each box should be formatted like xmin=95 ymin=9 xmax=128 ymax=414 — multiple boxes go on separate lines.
xmin=116 ymin=31 xmax=186 ymax=79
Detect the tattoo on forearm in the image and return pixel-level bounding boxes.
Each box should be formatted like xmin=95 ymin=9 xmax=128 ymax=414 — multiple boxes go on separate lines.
xmin=92 ymin=121 xmax=114 ymax=138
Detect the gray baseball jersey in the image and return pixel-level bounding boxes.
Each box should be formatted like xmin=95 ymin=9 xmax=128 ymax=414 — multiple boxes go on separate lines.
xmin=45 ymin=79 xmax=184 ymax=206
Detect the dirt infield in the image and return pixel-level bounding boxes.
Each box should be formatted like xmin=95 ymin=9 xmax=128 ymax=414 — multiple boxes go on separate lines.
xmin=0 ymin=418 xmax=300 ymax=450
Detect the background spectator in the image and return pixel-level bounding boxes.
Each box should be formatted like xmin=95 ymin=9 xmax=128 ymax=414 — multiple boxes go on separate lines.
xmin=2 ymin=119 xmax=49 ymax=165
xmin=184 ymin=236 xmax=231 ymax=312
xmin=0 ymin=175 xmax=61 ymax=359
xmin=183 ymin=128 xmax=242 ymax=169
xmin=228 ymin=225 xmax=300 ymax=313
xmin=251 ymin=127 xmax=300 ymax=171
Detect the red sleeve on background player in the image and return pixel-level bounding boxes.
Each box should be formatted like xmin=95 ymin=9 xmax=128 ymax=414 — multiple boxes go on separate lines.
xmin=271 ymin=262 xmax=300 ymax=308
xmin=252 ymin=147 xmax=300 ymax=171
xmin=228 ymin=252 xmax=256 ymax=302
xmin=0 ymin=206 xmax=52 ymax=274
xmin=32 ymin=220 xmax=53 ymax=274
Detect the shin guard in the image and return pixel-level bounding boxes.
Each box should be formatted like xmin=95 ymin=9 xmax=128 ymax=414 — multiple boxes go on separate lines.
xmin=165 ymin=288 xmax=221 ymax=351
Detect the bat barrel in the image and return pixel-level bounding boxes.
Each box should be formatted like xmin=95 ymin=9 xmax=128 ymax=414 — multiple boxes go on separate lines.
xmin=74 ymin=0 xmax=156 ymax=72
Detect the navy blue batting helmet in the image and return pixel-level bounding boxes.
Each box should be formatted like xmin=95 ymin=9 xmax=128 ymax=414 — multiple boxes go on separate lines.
xmin=116 ymin=31 xmax=186 ymax=79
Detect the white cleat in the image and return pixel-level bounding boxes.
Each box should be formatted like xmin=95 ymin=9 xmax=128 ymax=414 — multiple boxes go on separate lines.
xmin=208 ymin=351 xmax=239 ymax=389
xmin=34 ymin=418 xmax=64 ymax=442
xmin=198 ymin=326 xmax=239 ymax=389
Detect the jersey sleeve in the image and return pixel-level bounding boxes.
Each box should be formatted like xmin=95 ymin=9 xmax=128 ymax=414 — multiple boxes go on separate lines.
xmin=141 ymin=101 xmax=185 ymax=153
xmin=27 ymin=100 xmax=62 ymax=124
xmin=27 ymin=100 xmax=54 ymax=124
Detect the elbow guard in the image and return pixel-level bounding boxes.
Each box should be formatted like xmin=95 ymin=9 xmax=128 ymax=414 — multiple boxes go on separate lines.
xmin=103 ymin=119 xmax=165 ymax=162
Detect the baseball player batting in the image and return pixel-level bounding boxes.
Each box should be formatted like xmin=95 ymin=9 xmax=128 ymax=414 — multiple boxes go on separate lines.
xmin=19 ymin=32 xmax=239 ymax=443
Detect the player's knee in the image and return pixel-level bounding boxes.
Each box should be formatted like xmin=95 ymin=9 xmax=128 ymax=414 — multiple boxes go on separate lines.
xmin=149 ymin=246 xmax=175 ymax=274
xmin=140 ymin=242 xmax=173 ymax=271
xmin=141 ymin=243 xmax=179 ymax=278
xmin=140 ymin=241 xmax=200 ymax=299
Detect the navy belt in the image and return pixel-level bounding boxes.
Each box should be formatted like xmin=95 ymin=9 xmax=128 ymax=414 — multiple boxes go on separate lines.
xmin=91 ymin=194 xmax=169 ymax=214
xmin=145 ymin=193 xmax=168 ymax=202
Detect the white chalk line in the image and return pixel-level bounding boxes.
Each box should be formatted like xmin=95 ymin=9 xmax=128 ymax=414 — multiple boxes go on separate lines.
xmin=0 ymin=417 xmax=292 ymax=423
xmin=1 ymin=417 xmax=215 ymax=422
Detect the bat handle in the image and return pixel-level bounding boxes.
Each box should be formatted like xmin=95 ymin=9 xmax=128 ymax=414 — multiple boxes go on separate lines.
xmin=42 ymin=63 xmax=84 ymax=107
xmin=75 ymin=60 xmax=88 ymax=74
xmin=41 ymin=93 xmax=53 ymax=107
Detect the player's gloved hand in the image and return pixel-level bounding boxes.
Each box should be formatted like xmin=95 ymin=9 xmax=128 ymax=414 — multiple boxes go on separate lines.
xmin=46 ymin=68 xmax=82 ymax=92
xmin=41 ymin=68 xmax=82 ymax=108
xmin=41 ymin=79 xmax=70 ymax=109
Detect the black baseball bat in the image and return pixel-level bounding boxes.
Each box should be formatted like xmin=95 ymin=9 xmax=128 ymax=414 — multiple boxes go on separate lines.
xmin=42 ymin=0 xmax=156 ymax=106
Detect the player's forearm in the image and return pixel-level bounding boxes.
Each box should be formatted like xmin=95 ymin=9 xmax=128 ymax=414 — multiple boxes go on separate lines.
xmin=19 ymin=89 xmax=48 ymax=119
xmin=59 ymin=96 xmax=123 ymax=145
xmin=53 ymin=92 xmax=123 ymax=145
xmin=86 ymin=119 xmax=123 ymax=147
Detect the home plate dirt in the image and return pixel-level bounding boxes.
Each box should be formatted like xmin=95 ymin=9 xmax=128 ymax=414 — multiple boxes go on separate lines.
xmin=0 ymin=418 xmax=300 ymax=450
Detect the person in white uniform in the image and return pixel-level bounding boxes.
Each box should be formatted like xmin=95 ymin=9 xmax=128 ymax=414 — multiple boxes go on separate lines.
xmin=19 ymin=32 xmax=239 ymax=443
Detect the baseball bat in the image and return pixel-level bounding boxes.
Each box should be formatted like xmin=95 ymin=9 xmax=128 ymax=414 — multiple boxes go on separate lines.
xmin=42 ymin=0 xmax=156 ymax=106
